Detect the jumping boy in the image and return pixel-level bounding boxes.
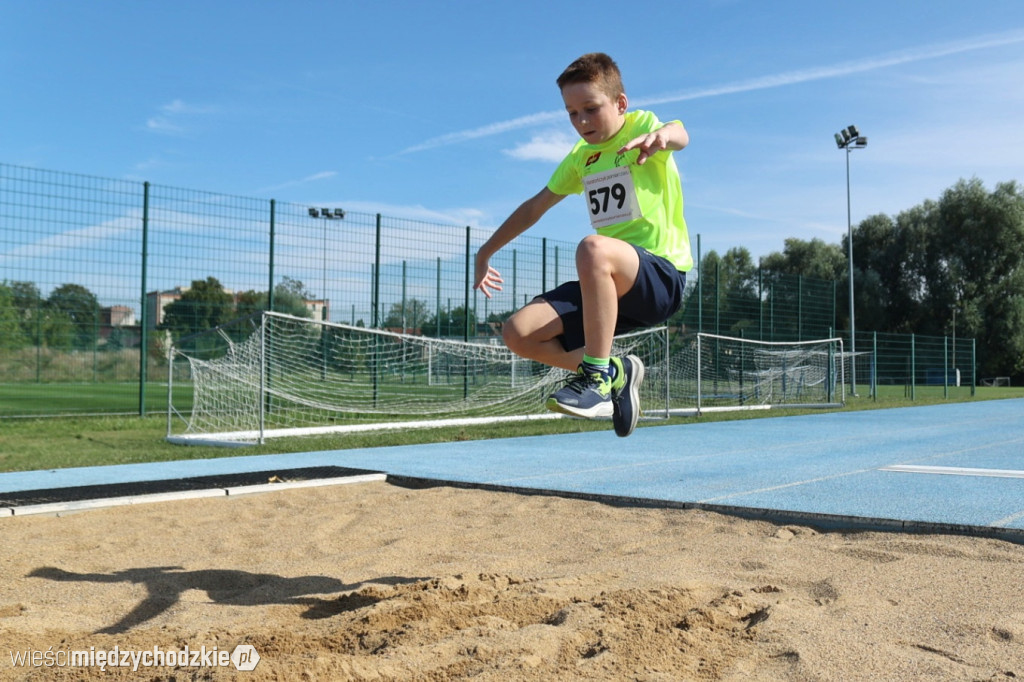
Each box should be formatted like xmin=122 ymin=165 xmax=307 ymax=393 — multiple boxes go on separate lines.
xmin=474 ymin=52 xmax=693 ymax=437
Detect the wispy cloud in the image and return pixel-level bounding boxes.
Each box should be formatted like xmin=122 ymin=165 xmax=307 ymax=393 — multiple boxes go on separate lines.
xmin=144 ymin=99 xmax=218 ymax=136
xmin=340 ymin=200 xmax=487 ymax=227
xmin=145 ymin=117 xmax=184 ymax=135
xmin=502 ymin=130 xmax=577 ymax=162
xmin=398 ymin=28 xmax=1024 ymax=156
xmin=255 ymin=171 xmax=338 ymax=194
xmin=0 ymin=216 xmax=141 ymax=264
xmin=634 ymin=28 xmax=1024 ymax=108
xmin=397 ymin=110 xmax=564 ymax=155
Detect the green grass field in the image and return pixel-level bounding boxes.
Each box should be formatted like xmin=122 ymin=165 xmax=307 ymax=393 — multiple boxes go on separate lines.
xmin=0 ymin=382 xmax=193 ymax=416
xmin=1 ymin=386 xmax=1021 ymax=475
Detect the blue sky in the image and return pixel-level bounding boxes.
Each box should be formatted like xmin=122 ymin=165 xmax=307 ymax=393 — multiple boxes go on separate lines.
xmin=4 ymin=0 xmax=1024 ymax=262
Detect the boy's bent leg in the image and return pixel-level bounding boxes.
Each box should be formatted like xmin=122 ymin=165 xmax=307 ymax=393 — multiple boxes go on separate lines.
xmin=576 ymin=235 xmax=640 ymax=359
xmin=502 ymin=298 xmax=611 ymax=418
xmin=502 ymin=299 xmax=582 ymax=372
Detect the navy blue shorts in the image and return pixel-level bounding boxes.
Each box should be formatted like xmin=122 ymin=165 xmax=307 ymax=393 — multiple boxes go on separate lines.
xmin=538 ymin=244 xmax=688 ymax=352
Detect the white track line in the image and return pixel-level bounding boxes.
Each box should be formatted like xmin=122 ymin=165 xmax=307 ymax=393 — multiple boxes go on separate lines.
xmin=881 ymin=465 xmax=1024 ymax=479
xmin=2 ymin=473 xmax=386 ymax=517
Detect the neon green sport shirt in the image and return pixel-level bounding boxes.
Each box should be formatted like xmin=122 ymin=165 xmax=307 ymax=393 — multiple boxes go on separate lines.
xmin=546 ymin=109 xmax=692 ymax=272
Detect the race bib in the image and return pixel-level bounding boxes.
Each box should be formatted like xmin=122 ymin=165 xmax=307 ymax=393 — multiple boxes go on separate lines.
xmin=582 ymin=166 xmax=642 ymax=230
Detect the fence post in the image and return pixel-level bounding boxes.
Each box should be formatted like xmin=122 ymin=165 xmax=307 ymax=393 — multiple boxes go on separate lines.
xmin=35 ymin=303 xmax=41 ymax=383
xmin=971 ymin=339 xmax=976 ymax=397
xmin=138 ymin=181 xmax=150 ymax=416
xmin=373 ymin=214 xmax=382 ymax=328
xmin=268 ymin=199 xmax=276 ymax=313
xmin=872 ymin=331 xmax=877 ymax=401
xmin=911 ymin=333 xmax=916 ymax=401
xmin=512 ymin=249 xmax=518 ymax=308
xmin=464 ymin=226 xmax=471 ymax=343
xmin=464 ymin=226 xmax=471 ymax=399
xmin=758 ymin=262 xmax=763 ymax=340
xmin=944 ymin=336 xmax=949 ymax=399
xmin=798 ymin=275 xmax=803 ymax=340
xmin=696 ymin=234 xmax=702 ymax=333
xmin=714 ymin=259 xmax=720 ymax=335
xmin=541 ymin=237 xmax=547 ymax=294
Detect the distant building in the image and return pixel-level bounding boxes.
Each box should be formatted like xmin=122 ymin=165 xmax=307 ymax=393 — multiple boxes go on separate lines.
xmin=304 ymin=299 xmax=329 ymax=321
xmin=99 ymin=305 xmax=140 ymax=347
xmin=145 ymin=286 xmax=190 ymax=330
xmin=144 ymin=286 xmax=328 ymax=329
xmin=101 ymin=305 xmax=135 ymax=327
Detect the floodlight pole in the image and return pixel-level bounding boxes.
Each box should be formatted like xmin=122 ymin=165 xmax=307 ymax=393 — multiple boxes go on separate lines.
xmin=835 ymin=126 xmax=866 ymax=397
xmin=845 ymin=143 xmax=856 ymax=396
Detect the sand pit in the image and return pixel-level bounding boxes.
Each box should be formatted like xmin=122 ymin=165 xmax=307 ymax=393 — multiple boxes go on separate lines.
xmin=1 ymin=480 xmax=1022 ymax=680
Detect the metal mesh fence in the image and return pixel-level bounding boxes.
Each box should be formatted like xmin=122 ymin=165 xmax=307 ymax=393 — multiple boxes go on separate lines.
xmin=0 ymin=163 xmax=972 ymax=417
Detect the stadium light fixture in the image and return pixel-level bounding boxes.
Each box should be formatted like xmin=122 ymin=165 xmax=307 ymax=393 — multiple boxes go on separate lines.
xmin=308 ymin=207 xmax=345 ymax=220
xmin=835 ymin=124 xmax=868 ymax=396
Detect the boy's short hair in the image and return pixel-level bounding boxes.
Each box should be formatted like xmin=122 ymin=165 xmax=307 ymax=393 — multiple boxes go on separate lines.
xmin=556 ymin=53 xmax=624 ymax=100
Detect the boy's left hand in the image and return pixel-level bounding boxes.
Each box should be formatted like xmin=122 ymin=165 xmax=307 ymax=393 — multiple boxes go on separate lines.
xmin=619 ymin=122 xmax=687 ymax=165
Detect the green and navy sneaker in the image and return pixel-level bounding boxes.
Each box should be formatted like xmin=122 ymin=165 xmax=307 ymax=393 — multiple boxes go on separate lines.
xmin=546 ymin=366 xmax=614 ymax=419
xmin=611 ymin=355 xmax=644 ymax=437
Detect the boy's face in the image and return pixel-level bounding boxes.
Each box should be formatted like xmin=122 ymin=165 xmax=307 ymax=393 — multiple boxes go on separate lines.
xmin=561 ymin=81 xmax=627 ymax=145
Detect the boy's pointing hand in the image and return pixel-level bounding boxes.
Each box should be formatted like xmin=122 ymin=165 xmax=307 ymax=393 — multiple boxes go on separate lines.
xmin=619 ymin=121 xmax=688 ymax=165
xmin=619 ymin=129 xmax=671 ymax=165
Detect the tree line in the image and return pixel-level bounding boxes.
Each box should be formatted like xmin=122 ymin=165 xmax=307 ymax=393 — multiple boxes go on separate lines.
xmin=758 ymin=178 xmax=1023 ymax=380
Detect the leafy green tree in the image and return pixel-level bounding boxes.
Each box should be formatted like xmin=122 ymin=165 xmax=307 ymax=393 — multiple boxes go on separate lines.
xmin=678 ymin=248 xmax=759 ymax=335
xmin=236 ymin=279 xmax=313 ymax=320
xmin=276 ymin=276 xmax=315 ymax=301
xmin=839 ymin=178 xmax=1023 ymax=379
xmin=422 ymin=304 xmax=477 ymax=338
xmin=105 ymin=326 xmax=130 ymax=352
xmin=46 ymin=283 xmax=100 ymax=350
xmin=8 ymin=281 xmax=43 ymax=347
xmin=762 ymin=238 xmax=845 ymax=281
xmin=160 ymin=277 xmax=235 ymax=337
xmin=382 ymin=297 xmax=430 ymax=331
xmin=930 ymin=179 xmax=1024 ymax=377
xmin=0 ymin=283 xmax=28 ymax=350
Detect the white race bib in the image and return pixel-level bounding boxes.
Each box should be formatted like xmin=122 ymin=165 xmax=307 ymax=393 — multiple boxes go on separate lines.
xmin=582 ymin=166 xmax=642 ymax=230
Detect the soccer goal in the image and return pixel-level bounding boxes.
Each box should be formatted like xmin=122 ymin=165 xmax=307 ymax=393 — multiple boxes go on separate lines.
xmin=660 ymin=332 xmax=846 ymax=416
xmin=166 ymin=311 xmax=671 ymax=446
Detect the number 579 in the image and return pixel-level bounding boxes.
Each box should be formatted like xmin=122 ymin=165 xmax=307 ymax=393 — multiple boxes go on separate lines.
xmin=588 ymin=183 xmax=627 ymax=215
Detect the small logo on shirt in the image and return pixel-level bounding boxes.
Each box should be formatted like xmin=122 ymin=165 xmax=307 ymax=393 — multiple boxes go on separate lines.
xmin=585 ymin=152 xmax=601 ymax=166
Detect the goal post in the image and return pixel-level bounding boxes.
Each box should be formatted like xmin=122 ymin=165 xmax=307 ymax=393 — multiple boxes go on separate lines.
xmin=665 ymin=332 xmax=846 ymax=416
xmin=167 ymin=311 xmax=671 ymax=445
xmin=166 ymin=314 xmax=845 ymax=446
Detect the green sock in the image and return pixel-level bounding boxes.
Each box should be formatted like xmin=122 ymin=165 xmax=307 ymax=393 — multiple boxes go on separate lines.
xmin=582 ymin=354 xmax=612 ymax=382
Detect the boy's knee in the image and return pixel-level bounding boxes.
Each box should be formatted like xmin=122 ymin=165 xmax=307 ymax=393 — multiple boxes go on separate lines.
xmin=502 ymin=315 xmax=526 ymax=350
xmin=576 ymin=234 xmax=604 ymax=257
xmin=576 ymin=234 xmax=615 ymax=271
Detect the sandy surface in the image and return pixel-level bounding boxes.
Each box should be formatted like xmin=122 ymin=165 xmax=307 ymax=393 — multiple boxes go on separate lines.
xmin=1 ymin=479 xmax=1022 ymax=681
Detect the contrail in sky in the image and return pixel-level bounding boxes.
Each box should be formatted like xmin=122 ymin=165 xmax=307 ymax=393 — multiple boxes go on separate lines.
xmin=398 ymin=29 xmax=1024 ymax=155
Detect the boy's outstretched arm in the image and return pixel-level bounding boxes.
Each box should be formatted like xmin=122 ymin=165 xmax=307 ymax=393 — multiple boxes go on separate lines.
xmin=474 ymin=187 xmax=564 ymax=298
xmin=619 ymin=121 xmax=689 ymax=165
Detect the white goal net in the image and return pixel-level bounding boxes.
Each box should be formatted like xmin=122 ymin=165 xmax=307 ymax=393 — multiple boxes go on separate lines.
xmin=664 ymin=332 xmax=846 ymax=414
xmin=167 ymin=315 xmax=844 ymax=445
xmin=167 ymin=312 xmax=670 ymax=445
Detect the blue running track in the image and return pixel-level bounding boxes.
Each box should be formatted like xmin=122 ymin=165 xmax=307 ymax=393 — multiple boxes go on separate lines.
xmin=2 ymin=399 xmax=1022 ymax=543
